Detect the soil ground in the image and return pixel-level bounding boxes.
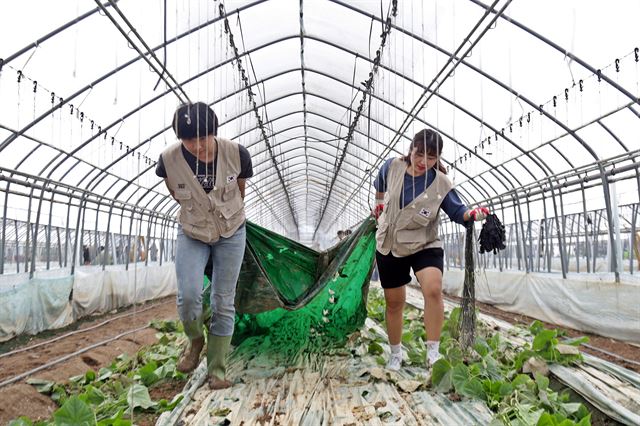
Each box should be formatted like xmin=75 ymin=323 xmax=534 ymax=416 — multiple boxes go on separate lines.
xmin=0 ymin=297 xmax=179 ymax=425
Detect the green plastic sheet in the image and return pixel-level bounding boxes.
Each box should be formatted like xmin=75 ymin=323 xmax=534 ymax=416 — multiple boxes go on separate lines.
xmin=202 ymin=218 xmax=377 ymax=356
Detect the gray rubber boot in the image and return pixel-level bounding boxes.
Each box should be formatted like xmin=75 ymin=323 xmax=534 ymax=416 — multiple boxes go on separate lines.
xmin=207 ymin=334 xmax=233 ymax=389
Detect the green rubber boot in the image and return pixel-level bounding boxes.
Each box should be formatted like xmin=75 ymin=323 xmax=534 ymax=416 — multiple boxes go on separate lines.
xmin=177 ymin=318 xmax=204 ymax=373
xmin=207 ymin=334 xmax=233 ymax=389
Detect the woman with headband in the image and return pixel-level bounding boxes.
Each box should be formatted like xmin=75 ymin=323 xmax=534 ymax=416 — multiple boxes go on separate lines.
xmin=373 ymin=128 xmax=489 ymax=370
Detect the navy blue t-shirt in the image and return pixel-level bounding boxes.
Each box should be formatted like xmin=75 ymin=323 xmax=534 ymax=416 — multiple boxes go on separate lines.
xmin=156 ymin=144 xmax=253 ymax=193
xmin=373 ymin=158 xmax=468 ymax=225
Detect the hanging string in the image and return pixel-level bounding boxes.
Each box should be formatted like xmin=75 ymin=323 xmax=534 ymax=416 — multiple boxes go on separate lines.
xmin=451 ymin=47 xmax=638 ymax=168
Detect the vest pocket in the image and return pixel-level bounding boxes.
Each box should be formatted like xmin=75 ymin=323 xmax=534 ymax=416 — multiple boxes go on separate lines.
xmin=221 ymin=183 xmax=239 ymax=201
xmin=218 ymin=183 xmax=242 ymax=218
xmin=411 ymin=213 xmax=431 ymax=226
xmin=396 ymin=229 xmax=427 ymax=243
xmin=174 ymin=189 xmax=192 ymax=201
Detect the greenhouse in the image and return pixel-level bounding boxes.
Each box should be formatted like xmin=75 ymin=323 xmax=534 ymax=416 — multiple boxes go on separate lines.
xmin=0 ymin=0 xmax=639 ymax=425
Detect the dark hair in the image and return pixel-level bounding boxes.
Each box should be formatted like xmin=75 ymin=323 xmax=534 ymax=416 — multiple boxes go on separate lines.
xmin=172 ymin=102 xmax=218 ymax=139
xmin=403 ymin=128 xmax=447 ymax=174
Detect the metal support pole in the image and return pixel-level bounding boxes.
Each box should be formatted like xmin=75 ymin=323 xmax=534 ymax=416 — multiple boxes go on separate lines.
xmin=631 ymin=204 xmax=638 ymax=274
xmin=15 ymin=220 xmax=20 ymax=274
xmin=56 ymin=226 xmax=63 ymax=268
xmin=515 ymin=196 xmax=529 ymax=273
xmin=593 ymin=212 xmax=602 ymax=273
xmin=513 ymin=203 xmax=522 ymax=271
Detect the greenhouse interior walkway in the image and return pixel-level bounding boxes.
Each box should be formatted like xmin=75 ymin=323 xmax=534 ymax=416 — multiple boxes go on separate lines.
xmin=1 ymin=0 xmax=639 ymax=425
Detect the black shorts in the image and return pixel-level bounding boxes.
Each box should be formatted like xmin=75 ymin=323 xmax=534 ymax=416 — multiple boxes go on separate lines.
xmin=376 ymin=248 xmax=444 ymax=289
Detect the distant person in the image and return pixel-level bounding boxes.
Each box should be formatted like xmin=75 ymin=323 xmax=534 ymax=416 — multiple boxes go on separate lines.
xmin=373 ymin=128 xmax=489 ymax=371
xmin=83 ymin=245 xmax=90 ymax=265
xmin=149 ymin=241 xmax=158 ymax=262
xmin=156 ymin=102 xmax=253 ymax=389
xmin=337 ymin=230 xmax=345 ymax=241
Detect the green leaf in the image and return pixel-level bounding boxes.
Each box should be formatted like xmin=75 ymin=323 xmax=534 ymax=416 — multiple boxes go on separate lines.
xmin=512 ymin=374 xmax=533 ymax=388
xmin=26 ymin=378 xmax=55 ymax=394
xmin=83 ymin=385 xmax=106 ymax=405
xmin=576 ymin=405 xmax=590 ymax=420
xmin=375 ymin=356 xmax=386 ymax=366
xmin=367 ymin=341 xmax=384 ymax=355
xmin=85 ymin=370 xmax=96 ymax=383
xmin=576 ymin=414 xmax=591 ymax=426
xmin=561 ymin=403 xmax=582 ymax=416
xmin=51 ymin=384 xmax=68 ymax=403
xmin=529 ymin=320 xmax=545 ymax=336
xmin=563 ymin=336 xmax=589 ymax=346
xmin=533 ymin=330 xmax=557 ymax=351
xmin=97 ymin=368 xmax=113 ymax=382
xmin=157 ymin=394 xmax=184 ymax=412
xmin=53 ymin=396 xmax=96 ymax=426
xmin=451 ymin=364 xmax=470 ymax=394
xmin=96 ymin=409 xmax=132 ymax=426
xmin=461 ymin=378 xmax=486 ymax=401
xmin=211 ymin=407 xmax=232 ymax=416
xmin=446 ymin=345 xmax=463 ymax=365
xmin=534 ymin=373 xmax=550 ymax=391
xmin=138 ymin=361 xmax=160 ymax=387
xmin=483 ymin=355 xmax=502 ymax=381
xmin=431 ymin=359 xmax=453 ymax=392
xmin=474 ymin=339 xmax=490 ymax=357
xmin=536 ymin=412 xmax=555 ymax=426
xmin=499 ymin=382 xmax=514 ymax=396
xmin=154 ymin=360 xmax=177 ymax=379
xmin=125 ymin=384 xmax=155 ymax=410
xmin=8 ymin=417 xmax=34 ymax=426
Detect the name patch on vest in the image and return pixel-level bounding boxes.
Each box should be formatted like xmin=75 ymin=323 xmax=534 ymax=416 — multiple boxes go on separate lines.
xmin=226 ymin=175 xmax=236 ymax=183
xmin=178 ymin=184 xmax=185 ymax=189
xmin=419 ymin=208 xmax=432 ymax=218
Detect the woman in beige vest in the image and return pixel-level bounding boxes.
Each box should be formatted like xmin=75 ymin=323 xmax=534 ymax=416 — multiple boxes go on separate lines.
xmin=156 ymin=102 xmax=253 ymax=389
xmin=373 ymin=129 xmax=489 ymax=371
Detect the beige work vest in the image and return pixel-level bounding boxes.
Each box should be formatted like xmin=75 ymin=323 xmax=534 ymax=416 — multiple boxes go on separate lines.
xmin=162 ymin=137 xmax=246 ymax=243
xmin=376 ymin=158 xmax=452 ymax=257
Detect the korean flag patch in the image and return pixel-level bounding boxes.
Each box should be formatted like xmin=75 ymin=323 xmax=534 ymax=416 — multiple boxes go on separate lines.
xmin=419 ymin=207 xmax=431 ymax=218
xmin=226 ymin=175 xmax=237 ymax=184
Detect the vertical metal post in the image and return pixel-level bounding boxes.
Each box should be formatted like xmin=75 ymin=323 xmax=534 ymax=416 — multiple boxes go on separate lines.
xmin=580 ymin=182 xmax=591 ymax=273
xmin=608 ymin=181 xmax=623 ymax=277
xmin=526 ymin=197 xmax=534 ymax=272
xmin=512 ymin=203 xmax=522 ymax=271
xmin=593 ymin=212 xmax=602 ymax=273
xmin=536 ymin=219 xmax=543 ymax=272
xmin=576 ymin=214 xmax=581 ymax=273
xmin=46 ymin=201 xmax=54 ymax=269
xmin=631 ymin=204 xmax=638 ymax=274
xmin=64 ymin=199 xmax=73 ymax=267
xmin=56 ymin=226 xmax=63 ymax=267
xmin=71 ymin=195 xmax=88 ymax=276
xmin=547 ymin=217 xmax=553 ymax=272
xmin=25 ymin=197 xmax=33 ymax=276
xmin=15 ymin=219 xmax=20 ymax=274
xmin=547 ymin=181 xmax=567 ymax=278
xmin=0 ymin=195 xmax=7 ymax=275
xmin=125 ymin=208 xmax=136 ymax=271
xmin=515 ymin=196 xmax=529 ymax=273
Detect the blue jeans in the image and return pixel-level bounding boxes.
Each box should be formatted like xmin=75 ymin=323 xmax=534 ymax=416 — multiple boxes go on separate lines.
xmin=175 ymin=224 xmax=246 ymax=337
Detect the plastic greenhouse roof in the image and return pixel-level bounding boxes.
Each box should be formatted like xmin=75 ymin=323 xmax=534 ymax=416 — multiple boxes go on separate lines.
xmin=1 ymin=0 xmax=639 ymax=245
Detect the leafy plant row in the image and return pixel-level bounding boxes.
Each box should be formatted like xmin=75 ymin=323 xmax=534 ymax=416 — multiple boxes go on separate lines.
xmin=366 ymin=289 xmax=592 ymax=426
xmin=9 ymin=320 xmax=186 ymax=426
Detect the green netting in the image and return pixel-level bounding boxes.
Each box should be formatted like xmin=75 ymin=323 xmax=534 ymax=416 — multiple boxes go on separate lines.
xmin=202 ymin=218 xmax=377 ymax=358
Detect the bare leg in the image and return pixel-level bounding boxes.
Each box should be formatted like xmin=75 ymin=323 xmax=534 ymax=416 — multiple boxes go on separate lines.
xmin=383 ymin=286 xmax=406 ymax=345
xmin=415 ymin=267 xmax=444 ymax=342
